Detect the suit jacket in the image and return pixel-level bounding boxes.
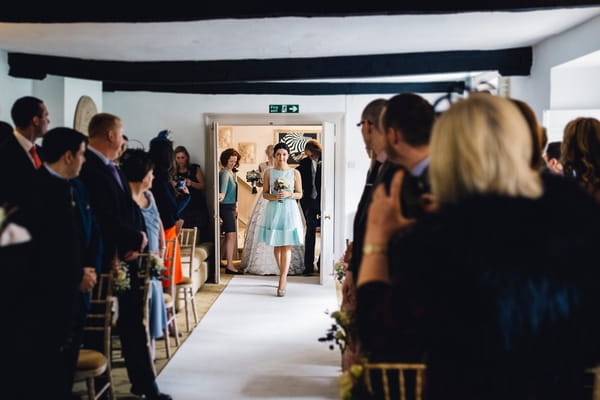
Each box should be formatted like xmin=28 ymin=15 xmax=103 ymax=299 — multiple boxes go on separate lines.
xmin=78 ymin=149 xmax=144 ymax=271
xmin=24 ymin=167 xmax=83 ymax=344
xmin=71 ymin=177 xmax=103 ymax=311
xmin=0 ymin=132 xmax=39 ymax=211
xmin=349 ymin=160 xmax=382 ymax=279
xmin=297 ymin=156 xmax=321 ymax=212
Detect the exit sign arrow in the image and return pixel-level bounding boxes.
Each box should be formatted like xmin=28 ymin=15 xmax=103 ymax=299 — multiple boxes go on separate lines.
xmin=269 ymin=104 xmax=300 ymax=113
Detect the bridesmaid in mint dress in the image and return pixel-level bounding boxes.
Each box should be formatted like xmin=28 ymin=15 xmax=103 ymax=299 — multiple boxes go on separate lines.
xmin=257 ymin=142 xmax=304 ymax=296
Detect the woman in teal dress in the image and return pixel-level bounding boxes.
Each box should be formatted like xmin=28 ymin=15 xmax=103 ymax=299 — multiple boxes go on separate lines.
xmin=257 ymin=142 xmax=304 ymax=296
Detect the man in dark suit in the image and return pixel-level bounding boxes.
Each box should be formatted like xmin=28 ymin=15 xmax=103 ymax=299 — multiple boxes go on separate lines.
xmin=78 ymin=113 xmax=171 ymax=400
xmin=0 ymin=96 xmax=50 ymax=209
xmin=16 ymin=127 xmax=97 ymax=399
xmin=1 ymin=97 xmax=50 ymax=399
xmin=297 ymin=139 xmax=322 ymax=275
xmin=349 ymin=98 xmax=388 ymax=282
xmin=380 ymin=92 xmax=435 ymax=221
xmin=356 ymin=92 xmax=435 ymax=365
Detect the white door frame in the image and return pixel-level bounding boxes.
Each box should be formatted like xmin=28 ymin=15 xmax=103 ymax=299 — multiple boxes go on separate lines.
xmin=205 ymin=113 xmax=344 ymax=285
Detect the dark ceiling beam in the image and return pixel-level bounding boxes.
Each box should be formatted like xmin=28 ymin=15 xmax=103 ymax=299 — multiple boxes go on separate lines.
xmin=8 ymin=47 xmax=531 ymax=86
xmin=0 ymin=2 xmax=598 ymax=22
xmin=102 ymin=81 xmax=467 ymax=95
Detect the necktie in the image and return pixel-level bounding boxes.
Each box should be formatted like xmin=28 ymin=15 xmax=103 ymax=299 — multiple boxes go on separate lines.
xmin=108 ymin=162 xmax=124 ymax=190
xmin=311 ymin=160 xmax=317 ymax=199
xmin=29 ymin=146 xmax=42 ymax=169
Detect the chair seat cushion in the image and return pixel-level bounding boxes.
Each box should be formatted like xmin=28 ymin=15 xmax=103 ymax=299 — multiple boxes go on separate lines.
xmin=177 ymin=277 xmax=193 ymax=286
xmin=76 ymin=349 xmax=107 ymax=371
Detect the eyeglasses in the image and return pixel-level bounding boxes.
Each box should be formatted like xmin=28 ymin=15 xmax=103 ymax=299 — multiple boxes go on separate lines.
xmin=356 ymin=120 xmax=373 ymax=127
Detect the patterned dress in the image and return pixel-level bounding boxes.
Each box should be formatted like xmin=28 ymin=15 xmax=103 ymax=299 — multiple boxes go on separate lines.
xmin=257 ymin=168 xmax=304 ymax=247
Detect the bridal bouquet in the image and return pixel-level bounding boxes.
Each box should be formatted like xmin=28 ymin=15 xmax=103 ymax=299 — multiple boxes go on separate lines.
xmin=114 ymin=261 xmax=132 ymax=294
xmin=273 ymin=177 xmax=289 ymax=202
xmin=246 ymin=169 xmax=261 ymax=194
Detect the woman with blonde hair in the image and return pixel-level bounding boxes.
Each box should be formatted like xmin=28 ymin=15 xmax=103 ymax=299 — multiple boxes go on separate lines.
xmin=356 ymin=93 xmax=600 ymax=400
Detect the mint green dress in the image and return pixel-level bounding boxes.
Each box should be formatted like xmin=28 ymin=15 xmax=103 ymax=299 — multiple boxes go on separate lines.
xmin=257 ymin=168 xmax=304 ymax=246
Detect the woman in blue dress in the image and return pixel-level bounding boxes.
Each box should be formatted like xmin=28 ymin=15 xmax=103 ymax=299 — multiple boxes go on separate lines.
xmin=257 ymin=142 xmax=304 ymax=296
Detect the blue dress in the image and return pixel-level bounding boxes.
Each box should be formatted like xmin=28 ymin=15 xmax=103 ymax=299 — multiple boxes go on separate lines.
xmin=257 ymin=168 xmax=304 ymax=246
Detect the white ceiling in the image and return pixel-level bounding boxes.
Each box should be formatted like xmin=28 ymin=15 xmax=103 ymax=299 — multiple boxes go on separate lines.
xmin=0 ymin=7 xmax=599 ymax=91
xmin=0 ymin=8 xmax=599 ymax=64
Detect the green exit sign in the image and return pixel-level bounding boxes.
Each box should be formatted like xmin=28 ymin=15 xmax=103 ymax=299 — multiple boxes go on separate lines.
xmin=269 ymin=104 xmax=299 ymax=113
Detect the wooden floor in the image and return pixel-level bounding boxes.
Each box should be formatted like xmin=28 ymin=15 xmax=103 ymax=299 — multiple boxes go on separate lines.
xmin=73 ymin=273 xmax=233 ymax=399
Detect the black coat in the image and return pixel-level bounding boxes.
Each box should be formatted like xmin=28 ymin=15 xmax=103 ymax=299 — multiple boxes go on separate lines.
xmin=78 ymin=149 xmax=144 ymax=271
xmin=357 ymin=174 xmax=600 ymax=400
xmin=297 ymin=155 xmax=321 ymax=212
xmin=0 ymin=133 xmax=39 ymax=212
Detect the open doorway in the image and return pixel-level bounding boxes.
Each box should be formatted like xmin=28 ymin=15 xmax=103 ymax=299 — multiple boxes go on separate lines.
xmin=204 ymin=113 xmax=341 ymax=286
xmin=216 ymin=124 xmax=322 ymax=252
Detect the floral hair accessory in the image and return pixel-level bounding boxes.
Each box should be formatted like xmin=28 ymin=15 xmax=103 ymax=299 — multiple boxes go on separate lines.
xmin=150 ymin=129 xmax=173 ymax=145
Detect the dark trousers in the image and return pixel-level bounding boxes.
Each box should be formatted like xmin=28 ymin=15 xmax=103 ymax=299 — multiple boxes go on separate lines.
xmin=302 ymin=198 xmax=320 ymax=273
xmin=117 ymin=290 xmax=160 ymax=396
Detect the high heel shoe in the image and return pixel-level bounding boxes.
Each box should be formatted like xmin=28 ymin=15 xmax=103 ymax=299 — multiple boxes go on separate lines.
xmin=277 ymin=289 xmax=286 ymax=297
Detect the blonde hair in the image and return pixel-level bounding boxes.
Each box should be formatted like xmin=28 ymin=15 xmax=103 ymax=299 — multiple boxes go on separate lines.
xmin=429 ymin=93 xmax=543 ymax=204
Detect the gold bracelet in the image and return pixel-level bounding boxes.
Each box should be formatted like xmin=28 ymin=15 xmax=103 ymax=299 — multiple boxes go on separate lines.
xmin=362 ymin=243 xmax=388 ymax=256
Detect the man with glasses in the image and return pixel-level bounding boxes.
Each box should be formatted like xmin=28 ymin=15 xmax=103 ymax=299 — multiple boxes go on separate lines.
xmin=349 ymin=98 xmax=388 ymax=283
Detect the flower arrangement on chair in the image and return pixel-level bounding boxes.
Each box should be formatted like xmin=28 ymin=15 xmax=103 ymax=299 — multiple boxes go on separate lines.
xmin=319 ymin=241 xmax=368 ymax=399
xmin=319 ymin=308 xmax=367 ymax=399
xmin=245 ymin=169 xmax=261 ymax=194
xmin=148 ymin=253 xmax=167 ymax=280
xmin=113 ymin=261 xmax=132 ymax=294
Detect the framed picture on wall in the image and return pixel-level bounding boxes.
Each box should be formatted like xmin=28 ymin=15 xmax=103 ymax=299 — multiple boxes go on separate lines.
xmin=218 ymin=127 xmax=233 ymax=149
xmin=274 ymin=130 xmax=319 ymax=165
xmin=238 ymin=142 xmax=256 ymax=164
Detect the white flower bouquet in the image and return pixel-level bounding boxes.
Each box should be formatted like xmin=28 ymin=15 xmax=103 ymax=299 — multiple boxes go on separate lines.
xmin=148 ymin=253 xmax=166 ymax=280
xmin=114 ymin=261 xmax=131 ymax=293
xmin=273 ymin=177 xmax=290 ymax=202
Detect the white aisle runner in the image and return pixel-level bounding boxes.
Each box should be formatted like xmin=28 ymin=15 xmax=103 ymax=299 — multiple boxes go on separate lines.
xmin=157 ymin=274 xmax=342 ymax=400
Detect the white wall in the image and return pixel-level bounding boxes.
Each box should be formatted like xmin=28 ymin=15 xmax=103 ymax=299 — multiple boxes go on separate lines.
xmin=64 ymin=77 xmax=103 ymax=128
xmin=511 ymin=14 xmax=600 ymax=122
xmin=0 ymin=51 xmax=32 ymax=122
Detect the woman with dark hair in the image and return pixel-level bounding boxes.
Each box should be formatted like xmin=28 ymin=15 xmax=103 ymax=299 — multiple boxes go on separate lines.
xmin=257 ymin=142 xmax=304 ymax=296
xmin=120 ymin=148 xmax=168 ymax=351
xmin=149 ymin=131 xmax=190 ymax=288
xmin=561 ymin=117 xmax=600 ymax=203
xmin=219 ymin=147 xmax=242 ymax=274
xmin=174 ymin=145 xmax=212 ymax=243
xmin=242 ymin=144 xmax=305 ymax=275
